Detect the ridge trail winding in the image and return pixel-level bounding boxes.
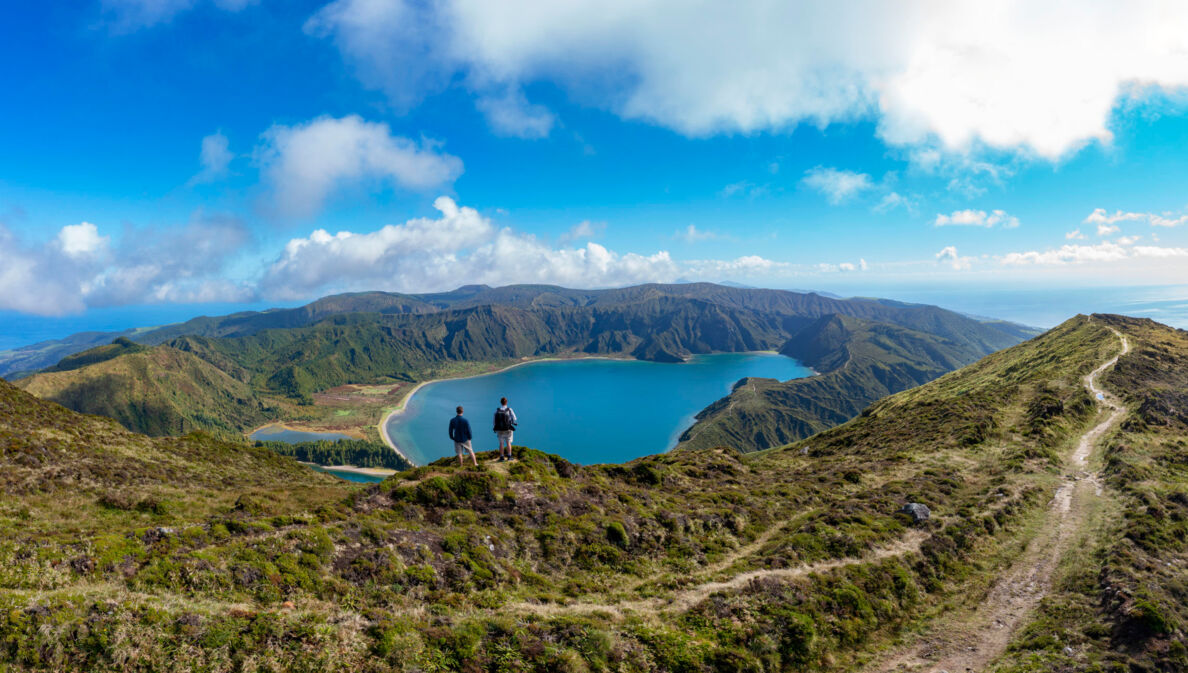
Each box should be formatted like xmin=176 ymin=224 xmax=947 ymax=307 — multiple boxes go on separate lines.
xmin=868 ymin=326 xmax=1130 ymax=673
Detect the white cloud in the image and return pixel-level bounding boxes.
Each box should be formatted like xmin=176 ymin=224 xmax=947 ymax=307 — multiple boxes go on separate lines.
xmin=1084 ymin=208 xmax=1145 ymax=225
xmin=257 ymin=115 xmax=463 ymax=217
xmin=1065 ymin=229 xmax=1086 ymax=240
xmin=1150 ymin=214 xmax=1188 ymax=227
xmin=102 ymin=0 xmax=256 ymax=31
xmin=259 ymin=197 xmax=806 ymax=300
xmin=935 ymin=245 xmax=971 ymax=270
xmin=260 ymin=197 xmax=681 ymax=298
xmin=191 ymin=131 xmax=233 ymax=184
xmin=1096 ymin=223 xmax=1120 ymax=236
xmin=307 ymin=0 xmax=1188 ymax=159
xmin=1001 ymin=236 xmax=1188 ymax=266
xmin=475 ymin=88 xmax=555 ymax=138
xmin=0 ymin=217 xmax=252 ymax=316
xmin=305 ymin=0 xmax=450 ymax=110
xmin=801 ymin=167 xmax=873 ymax=204
xmin=934 ymin=209 xmax=1019 ymax=228
xmin=57 ymin=222 xmax=109 ymax=258
xmin=1085 ymin=207 xmax=1188 ymax=228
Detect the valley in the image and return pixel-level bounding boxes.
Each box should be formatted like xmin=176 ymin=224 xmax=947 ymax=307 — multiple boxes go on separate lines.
xmin=7 ymin=283 xmax=1034 ymax=470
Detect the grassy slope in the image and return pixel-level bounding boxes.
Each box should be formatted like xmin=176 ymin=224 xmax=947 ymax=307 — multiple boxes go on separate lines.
xmin=0 ymin=315 xmax=1139 ymax=672
xmin=679 ymin=314 xmax=999 ymax=451
xmin=16 ymin=346 xmax=282 ymax=438
xmin=989 ymin=315 xmax=1188 ymax=673
xmin=0 ymin=377 xmax=346 ymax=539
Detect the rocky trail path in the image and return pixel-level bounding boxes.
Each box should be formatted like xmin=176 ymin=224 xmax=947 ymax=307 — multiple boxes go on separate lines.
xmin=512 ymin=528 xmax=929 ymax=620
xmin=867 ymin=326 xmax=1130 ymax=673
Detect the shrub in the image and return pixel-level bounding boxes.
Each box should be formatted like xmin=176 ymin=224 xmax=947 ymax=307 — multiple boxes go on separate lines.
xmin=606 ymin=521 xmax=630 ymax=549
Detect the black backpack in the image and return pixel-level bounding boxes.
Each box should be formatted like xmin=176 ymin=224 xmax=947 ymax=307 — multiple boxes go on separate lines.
xmin=493 ymin=407 xmax=514 ymax=432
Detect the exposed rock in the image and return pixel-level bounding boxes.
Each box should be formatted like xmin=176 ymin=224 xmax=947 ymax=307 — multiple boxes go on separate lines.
xmin=901 ymin=502 xmax=931 ymax=524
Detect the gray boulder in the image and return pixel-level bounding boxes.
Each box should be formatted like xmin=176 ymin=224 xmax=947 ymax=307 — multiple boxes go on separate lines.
xmin=900 ymin=502 xmax=931 ymax=524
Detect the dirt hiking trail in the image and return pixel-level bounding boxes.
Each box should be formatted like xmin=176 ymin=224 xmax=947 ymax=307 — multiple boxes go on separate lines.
xmin=513 ymin=530 xmax=928 ymax=620
xmin=867 ymin=326 xmax=1130 ymax=673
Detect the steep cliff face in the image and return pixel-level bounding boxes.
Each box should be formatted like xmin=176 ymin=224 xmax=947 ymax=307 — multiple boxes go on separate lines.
xmin=678 ymin=314 xmax=1002 ymax=452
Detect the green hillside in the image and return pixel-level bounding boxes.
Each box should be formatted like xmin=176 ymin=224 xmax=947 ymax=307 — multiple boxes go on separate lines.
xmin=43 ymin=336 xmax=148 ymax=372
xmin=17 ymin=345 xmax=282 ymax=437
xmin=3 ymin=314 xmax=1180 ymax=671
xmin=678 ymin=314 xmax=994 ymax=451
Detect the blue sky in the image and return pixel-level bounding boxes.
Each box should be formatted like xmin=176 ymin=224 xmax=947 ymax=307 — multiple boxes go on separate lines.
xmin=5 ymin=1 xmax=1188 ymax=323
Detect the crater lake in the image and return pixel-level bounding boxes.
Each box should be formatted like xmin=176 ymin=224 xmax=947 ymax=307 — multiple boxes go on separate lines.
xmin=385 ymin=352 xmax=814 ymax=466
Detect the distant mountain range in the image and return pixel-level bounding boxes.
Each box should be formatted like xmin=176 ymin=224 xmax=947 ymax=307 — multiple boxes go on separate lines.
xmin=9 ymin=283 xmax=1038 ymax=451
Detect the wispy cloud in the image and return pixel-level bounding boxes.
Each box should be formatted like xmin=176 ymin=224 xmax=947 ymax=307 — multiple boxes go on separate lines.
xmin=801 ymin=167 xmax=873 ymax=204
xmin=934 ymin=209 xmax=1019 ymax=228
xmin=676 ymin=224 xmax=721 ymax=243
xmin=1085 ymin=207 xmax=1188 ymax=229
xmin=102 ymin=0 xmax=257 ymax=32
xmin=475 ymin=87 xmax=555 ymax=139
xmin=256 ymin=115 xmax=463 ymax=218
xmin=559 ymin=220 xmax=605 ymax=243
xmin=189 ymin=131 xmax=233 ymax=185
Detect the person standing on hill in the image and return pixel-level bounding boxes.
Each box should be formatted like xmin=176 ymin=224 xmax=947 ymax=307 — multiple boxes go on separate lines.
xmin=493 ymin=396 xmax=518 ymax=462
xmin=449 ymin=405 xmax=476 ymax=467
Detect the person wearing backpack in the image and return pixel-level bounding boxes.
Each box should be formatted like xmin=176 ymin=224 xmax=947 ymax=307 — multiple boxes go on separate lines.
xmin=493 ymin=396 xmax=518 ymax=462
xmin=449 ymin=405 xmax=476 ymax=467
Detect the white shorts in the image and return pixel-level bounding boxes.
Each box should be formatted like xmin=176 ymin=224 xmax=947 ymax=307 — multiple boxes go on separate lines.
xmin=454 ymin=440 xmax=473 ymax=456
xmin=496 ymin=431 xmax=513 ymax=445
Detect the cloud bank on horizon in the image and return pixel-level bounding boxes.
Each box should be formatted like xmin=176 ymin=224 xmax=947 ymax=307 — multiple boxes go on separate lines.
xmin=6 ymin=1 xmax=1188 ymax=316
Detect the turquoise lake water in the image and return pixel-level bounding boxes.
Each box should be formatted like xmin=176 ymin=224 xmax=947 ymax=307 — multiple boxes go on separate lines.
xmin=386 ymin=352 xmax=813 ymax=466
xmin=308 ymin=465 xmax=386 ymax=484
xmin=249 ymin=426 xmax=354 ymax=443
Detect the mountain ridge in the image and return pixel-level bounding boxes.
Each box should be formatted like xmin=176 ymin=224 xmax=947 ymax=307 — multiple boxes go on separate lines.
xmin=13 ymin=285 xmax=1034 ymax=448
xmin=0 ymin=283 xmax=1036 ymax=379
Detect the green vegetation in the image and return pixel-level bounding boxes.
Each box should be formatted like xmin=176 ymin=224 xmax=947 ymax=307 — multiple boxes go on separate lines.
xmin=4 ymin=313 xmax=1159 ymax=672
xmin=14 ymin=284 xmax=1030 ymax=450
xmin=16 ymin=345 xmax=281 ymax=438
xmin=256 ymin=438 xmax=412 ymax=471
xmin=679 ymin=313 xmax=1010 ymax=451
xmin=43 ymin=336 xmax=148 ymax=372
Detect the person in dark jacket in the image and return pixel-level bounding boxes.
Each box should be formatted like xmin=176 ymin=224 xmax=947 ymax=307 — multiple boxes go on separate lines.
xmin=493 ymin=396 xmax=518 ymax=462
xmin=449 ymin=405 xmax=476 ymax=466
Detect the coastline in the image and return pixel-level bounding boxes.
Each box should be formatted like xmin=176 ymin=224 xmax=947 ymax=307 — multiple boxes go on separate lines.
xmin=248 ymin=421 xmax=365 ymax=440
xmin=377 ymin=354 xmax=627 ymax=465
xmin=300 ymin=461 xmax=396 ymax=478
